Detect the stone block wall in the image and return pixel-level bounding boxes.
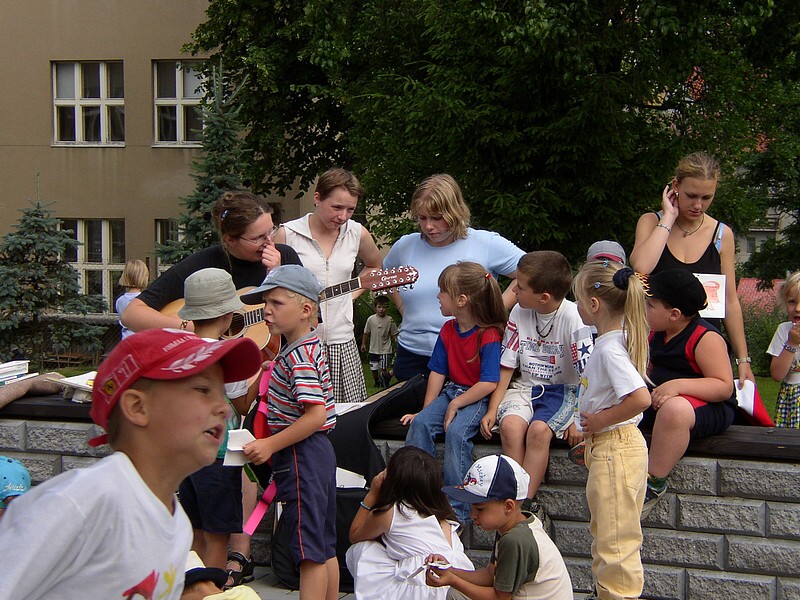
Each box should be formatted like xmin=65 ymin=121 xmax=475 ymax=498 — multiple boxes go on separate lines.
xmin=3 ymin=418 xmax=800 ymax=599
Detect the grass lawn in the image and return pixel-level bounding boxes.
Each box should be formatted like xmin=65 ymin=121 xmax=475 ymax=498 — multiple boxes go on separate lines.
xmin=755 ymin=375 xmax=780 ymax=421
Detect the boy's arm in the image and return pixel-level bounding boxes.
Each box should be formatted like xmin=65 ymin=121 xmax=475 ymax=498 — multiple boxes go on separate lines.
xmin=243 ymin=402 xmax=327 ymax=465
xmin=361 ymin=331 xmax=369 ymax=353
xmin=651 ymin=332 xmax=734 ymax=406
xmin=580 ymin=386 xmax=651 ymax=435
xmin=481 ymin=367 xmax=514 ymax=439
xmin=426 ymin=563 xmax=506 ymax=600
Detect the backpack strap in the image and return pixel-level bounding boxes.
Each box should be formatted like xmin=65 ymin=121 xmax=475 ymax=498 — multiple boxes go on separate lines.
xmin=713 ymin=222 xmax=725 ymax=252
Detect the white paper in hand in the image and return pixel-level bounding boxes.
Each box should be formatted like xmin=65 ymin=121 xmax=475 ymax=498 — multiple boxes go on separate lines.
xmin=735 ymin=379 xmax=756 ymax=416
xmin=223 ymin=428 xmax=256 ymax=466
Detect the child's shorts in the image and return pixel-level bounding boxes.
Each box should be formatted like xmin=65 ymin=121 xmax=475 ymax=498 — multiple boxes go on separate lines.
xmin=179 ymin=460 xmax=243 ymax=534
xmin=497 ymin=383 xmax=578 ymax=438
xmin=368 ymin=353 xmax=392 ymax=371
xmin=639 ymin=395 xmax=735 ymax=440
xmin=273 ymin=431 xmax=337 ymax=566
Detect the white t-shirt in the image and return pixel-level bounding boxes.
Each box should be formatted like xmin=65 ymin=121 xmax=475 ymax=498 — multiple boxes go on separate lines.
xmin=383 ymin=228 xmax=523 ymax=356
xmin=282 ymin=214 xmax=362 ymax=344
xmin=767 ymin=322 xmax=800 ymax=384
xmin=0 ymin=452 xmax=192 ymax=600
xmin=576 ymin=329 xmax=646 ymax=433
xmin=501 ymin=300 xmax=593 ymax=387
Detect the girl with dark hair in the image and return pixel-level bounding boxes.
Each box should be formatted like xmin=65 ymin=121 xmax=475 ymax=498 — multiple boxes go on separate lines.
xmin=346 ymin=447 xmax=473 ymax=599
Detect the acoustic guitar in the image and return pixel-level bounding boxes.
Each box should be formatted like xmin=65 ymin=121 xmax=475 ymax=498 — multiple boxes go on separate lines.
xmin=160 ymin=266 xmax=418 ymax=360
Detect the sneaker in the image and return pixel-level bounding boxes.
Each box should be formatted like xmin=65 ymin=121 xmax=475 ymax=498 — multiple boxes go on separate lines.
xmin=568 ymin=441 xmax=586 ymax=467
xmin=640 ymin=482 xmax=667 ymax=520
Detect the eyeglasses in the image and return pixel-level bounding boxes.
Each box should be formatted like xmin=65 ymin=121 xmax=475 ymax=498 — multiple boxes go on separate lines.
xmin=238 ymin=226 xmax=280 ymax=246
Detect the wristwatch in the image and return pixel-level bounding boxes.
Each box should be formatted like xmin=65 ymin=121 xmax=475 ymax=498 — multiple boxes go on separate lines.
xmin=735 ymin=357 xmax=752 ymax=365
xmin=783 ymin=343 xmax=798 ymax=354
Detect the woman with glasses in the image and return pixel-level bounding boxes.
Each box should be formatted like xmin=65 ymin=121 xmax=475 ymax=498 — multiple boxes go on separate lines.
xmin=121 ymin=190 xmax=301 ymax=333
xmin=274 ymin=167 xmax=383 ymax=403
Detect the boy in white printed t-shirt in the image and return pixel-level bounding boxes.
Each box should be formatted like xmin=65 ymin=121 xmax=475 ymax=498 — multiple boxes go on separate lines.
xmin=481 ymin=251 xmax=593 ymax=516
xmin=0 ymin=329 xmax=261 ymax=600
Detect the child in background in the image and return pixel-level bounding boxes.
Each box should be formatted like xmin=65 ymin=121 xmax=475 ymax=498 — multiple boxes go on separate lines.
xmin=403 ymin=261 xmax=506 ymax=524
xmin=573 ymin=261 xmax=650 ymax=600
xmin=177 ymin=268 xmax=254 ymax=573
xmin=181 ymin=551 xmax=261 ymax=600
xmin=768 ymin=271 xmax=800 ymax=428
xmin=116 ymin=259 xmax=149 ymax=339
xmin=426 ymin=454 xmax=572 ymax=599
xmin=361 ymin=295 xmax=399 ymax=388
xmin=481 ymin=251 xmax=592 ymax=519
xmin=0 ymin=456 xmax=30 ymax=521
xmin=346 ymin=446 xmax=474 ymax=599
xmin=241 ymin=265 xmax=339 ymax=600
xmin=641 ymin=269 xmax=735 ymax=518
xmin=0 ymin=329 xmax=261 ymax=600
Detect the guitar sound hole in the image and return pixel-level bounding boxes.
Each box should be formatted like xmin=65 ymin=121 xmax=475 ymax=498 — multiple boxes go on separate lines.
xmin=225 ymin=314 xmax=245 ymax=338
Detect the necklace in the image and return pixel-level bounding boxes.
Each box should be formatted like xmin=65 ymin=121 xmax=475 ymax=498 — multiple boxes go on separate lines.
xmin=676 ymin=213 xmax=705 ymax=237
xmin=534 ymin=305 xmax=560 ymax=345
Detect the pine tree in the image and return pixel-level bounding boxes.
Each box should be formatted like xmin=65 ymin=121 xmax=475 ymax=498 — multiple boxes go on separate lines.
xmin=0 ymin=202 xmax=107 ymax=367
xmin=156 ymin=63 xmax=250 ymax=263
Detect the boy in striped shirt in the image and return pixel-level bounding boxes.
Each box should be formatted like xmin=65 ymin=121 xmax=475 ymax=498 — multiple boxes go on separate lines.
xmin=242 ymin=265 xmax=338 ymax=600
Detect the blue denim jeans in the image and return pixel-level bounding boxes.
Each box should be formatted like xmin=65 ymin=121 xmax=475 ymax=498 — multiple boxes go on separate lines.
xmin=405 ymin=383 xmax=489 ymax=522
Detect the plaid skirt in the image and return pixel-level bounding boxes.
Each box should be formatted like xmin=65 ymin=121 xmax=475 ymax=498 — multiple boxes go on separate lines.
xmin=775 ymin=381 xmax=800 ymax=429
xmin=323 ymin=338 xmax=366 ymax=403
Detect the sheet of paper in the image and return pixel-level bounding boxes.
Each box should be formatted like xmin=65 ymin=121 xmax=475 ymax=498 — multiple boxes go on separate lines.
xmin=336 ymin=467 xmax=366 ymax=489
xmin=227 ymin=428 xmax=256 ymax=451
xmin=334 ymin=401 xmax=371 ymax=416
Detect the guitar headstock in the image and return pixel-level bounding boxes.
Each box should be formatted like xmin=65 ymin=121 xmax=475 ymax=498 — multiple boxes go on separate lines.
xmin=361 ymin=266 xmax=419 ymax=292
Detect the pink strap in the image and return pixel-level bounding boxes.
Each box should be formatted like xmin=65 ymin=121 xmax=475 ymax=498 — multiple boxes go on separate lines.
xmin=259 ymin=361 xmax=275 ymax=396
xmin=244 ymin=480 xmax=277 ymax=535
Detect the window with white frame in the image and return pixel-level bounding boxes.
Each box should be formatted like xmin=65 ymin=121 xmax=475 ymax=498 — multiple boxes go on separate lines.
xmin=61 ymin=219 xmax=126 ymax=310
xmin=53 ymin=62 xmax=125 ymax=145
xmin=154 ymin=218 xmax=180 ymax=272
xmin=154 ymin=61 xmax=204 ymax=145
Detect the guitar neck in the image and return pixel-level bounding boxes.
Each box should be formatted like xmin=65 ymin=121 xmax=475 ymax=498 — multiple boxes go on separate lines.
xmin=319 ymin=277 xmax=360 ymax=302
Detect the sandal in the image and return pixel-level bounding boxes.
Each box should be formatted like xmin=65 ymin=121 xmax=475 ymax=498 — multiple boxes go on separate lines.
xmin=225 ymin=551 xmax=254 ymax=588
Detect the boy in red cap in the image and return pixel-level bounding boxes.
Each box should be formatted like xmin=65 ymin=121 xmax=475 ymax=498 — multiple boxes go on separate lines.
xmin=0 ymin=329 xmax=261 ymax=600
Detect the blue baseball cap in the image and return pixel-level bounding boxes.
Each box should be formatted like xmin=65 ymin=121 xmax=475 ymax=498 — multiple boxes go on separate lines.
xmin=241 ymin=265 xmax=323 ymax=304
xmin=0 ymin=456 xmax=31 ymax=508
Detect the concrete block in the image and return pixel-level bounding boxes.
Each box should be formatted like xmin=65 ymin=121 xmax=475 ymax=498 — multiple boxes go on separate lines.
xmin=642 ymin=530 xmax=725 ymax=569
xmin=537 ymin=485 xmax=590 ymax=521
xmin=62 ymin=455 xmax=102 ymax=472
xmin=678 ymin=496 xmax=765 ymax=536
xmin=688 ymin=570 xmax=776 ymax=599
xmin=553 ymin=520 xmax=592 ymax=558
xmin=465 ymin=549 xmax=491 ymax=569
xmin=546 ymin=449 xmax=589 ymax=486
xmin=5 ymin=452 xmax=62 ymax=484
xmin=466 ymin=523 xmax=495 ymax=551
xmin=778 ymin=577 xmax=800 ymax=600
xmin=564 ymin=556 xmax=593 ymax=593
xmin=472 ymin=443 xmax=502 ymax=460
xmin=720 ymin=460 xmax=800 ymax=502
xmin=0 ymin=420 xmax=26 ymax=451
xmin=26 ymin=422 xmax=105 ymax=457
xmin=642 ymin=492 xmax=678 ymax=529
xmin=728 ymin=536 xmax=800 ymax=578
xmin=669 ymin=457 xmax=718 ymax=496
xmin=642 ymin=564 xmax=686 ymax=600
xmin=768 ymin=502 xmax=800 ymax=541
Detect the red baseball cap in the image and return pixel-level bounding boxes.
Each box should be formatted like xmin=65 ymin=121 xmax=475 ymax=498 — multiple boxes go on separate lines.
xmin=89 ymin=329 xmax=262 ymax=447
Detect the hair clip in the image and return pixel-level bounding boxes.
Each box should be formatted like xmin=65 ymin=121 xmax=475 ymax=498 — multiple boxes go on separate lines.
xmin=593 ymin=282 xmax=601 ymax=289
xmin=220 ymin=209 xmax=229 ymax=221
xmin=634 ymin=272 xmax=651 ymax=294
xmin=602 ymin=260 xmax=610 ymax=268
xmin=485 ymin=272 xmax=492 ymax=280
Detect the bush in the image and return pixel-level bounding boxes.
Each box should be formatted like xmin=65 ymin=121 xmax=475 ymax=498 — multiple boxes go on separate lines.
xmin=742 ymin=303 xmax=784 ymax=377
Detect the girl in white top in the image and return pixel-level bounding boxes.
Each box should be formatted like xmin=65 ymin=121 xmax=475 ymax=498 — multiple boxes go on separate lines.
xmin=572 ymin=261 xmax=651 ymax=600
xmin=768 ymin=271 xmax=800 ymax=428
xmin=275 ymin=168 xmax=383 ymax=403
xmin=346 ymin=447 xmax=473 ymax=600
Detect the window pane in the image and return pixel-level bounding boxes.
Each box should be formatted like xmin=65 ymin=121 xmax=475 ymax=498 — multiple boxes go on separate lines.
xmin=157 ymin=106 xmax=177 ymax=141
xmin=83 ymin=106 xmax=101 ymax=142
xmin=155 ymin=219 xmax=179 ymax=245
xmin=55 ymin=63 xmax=75 ymax=99
xmin=182 ymin=63 xmax=203 ymax=98
xmin=86 ymin=270 xmax=103 ymax=296
xmin=109 ymin=220 xmax=125 ymax=264
xmin=61 ymin=219 xmax=78 ymax=263
xmin=57 ymin=106 xmax=76 ymax=141
xmin=81 ymin=63 xmax=100 ymax=98
xmin=184 ymin=105 xmax=203 ymax=142
xmin=108 ymin=106 xmax=125 ymax=142
xmin=85 ymin=220 xmax=103 ymax=263
xmin=107 ymin=62 xmax=124 ymax=98
xmin=156 ymin=62 xmax=177 ymax=98
xmin=111 ymin=270 xmax=124 ymax=305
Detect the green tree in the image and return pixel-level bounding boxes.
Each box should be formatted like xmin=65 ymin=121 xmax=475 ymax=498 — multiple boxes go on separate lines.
xmin=0 ymin=202 xmax=107 ymax=368
xmin=156 ymin=63 xmax=250 ymax=263
xmin=188 ymin=0 xmax=790 ymax=260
